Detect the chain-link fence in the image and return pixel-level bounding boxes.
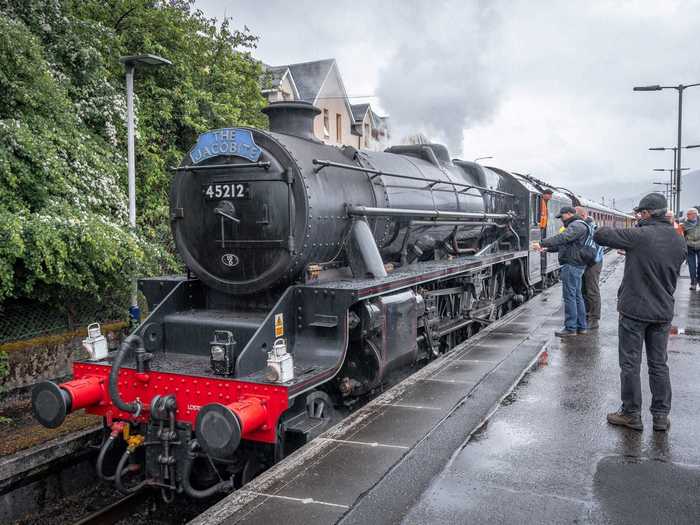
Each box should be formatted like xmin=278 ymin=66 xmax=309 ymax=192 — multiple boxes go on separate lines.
xmin=0 ymin=297 xmax=126 ymax=344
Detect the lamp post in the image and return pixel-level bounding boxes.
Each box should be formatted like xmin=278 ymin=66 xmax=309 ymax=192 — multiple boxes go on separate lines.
xmin=649 ymin=144 xmax=700 ymax=211
xmin=653 ymin=167 xmax=689 ymax=210
xmin=474 ymin=156 xmax=493 ymax=163
xmin=634 ymin=82 xmax=700 ymax=212
xmin=653 ymin=181 xmax=673 ymax=203
xmin=119 ymin=54 xmax=172 ymax=324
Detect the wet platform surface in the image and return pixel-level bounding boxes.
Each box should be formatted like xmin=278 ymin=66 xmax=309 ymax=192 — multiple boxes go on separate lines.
xmin=396 ymin=255 xmax=700 ymax=525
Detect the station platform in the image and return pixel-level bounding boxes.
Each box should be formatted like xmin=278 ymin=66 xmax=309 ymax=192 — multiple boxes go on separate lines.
xmin=190 ymin=253 xmax=700 ymax=525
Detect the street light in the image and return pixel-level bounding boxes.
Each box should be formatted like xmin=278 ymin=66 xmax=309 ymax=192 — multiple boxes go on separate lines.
xmin=634 ymin=82 xmax=700 ymax=211
xmin=474 ymin=156 xmax=493 ymax=162
xmin=119 ymin=54 xmax=172 ymax=324
xmin=653 ymin=181 xmax=673 ymax=203
xmin=653 ymin=167 xmax=689 ymax=209
xmin=648 ymin=145 xmax=700 ymax=211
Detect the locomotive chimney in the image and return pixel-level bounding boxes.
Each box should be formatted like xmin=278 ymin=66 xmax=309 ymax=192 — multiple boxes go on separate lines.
xmin=262 ymin=101 xmax=321 ymax=141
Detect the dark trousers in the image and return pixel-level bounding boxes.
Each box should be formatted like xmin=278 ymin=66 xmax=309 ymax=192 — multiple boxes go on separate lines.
xmin=688 ymin=246 xmax=700 ymax=284
xmin=561 ymin=264 xmax=587 ymax=331
xmin=582 ymin=261 xmax=602 ymax=320
xmin=618 ymin=315 xmax=672 ymax=416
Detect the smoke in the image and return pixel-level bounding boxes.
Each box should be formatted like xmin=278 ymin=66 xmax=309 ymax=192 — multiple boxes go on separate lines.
xmin=376 ymin=1 xmax=504 ymax=156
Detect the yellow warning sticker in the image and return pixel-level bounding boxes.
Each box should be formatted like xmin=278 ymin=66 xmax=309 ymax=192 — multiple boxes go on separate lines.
xmin=274 ymin=313 xmax=284 ymax=337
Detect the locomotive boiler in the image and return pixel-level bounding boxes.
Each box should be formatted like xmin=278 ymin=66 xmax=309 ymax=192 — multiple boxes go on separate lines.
xmin=30 ymin=101 xmax=630 ymax=500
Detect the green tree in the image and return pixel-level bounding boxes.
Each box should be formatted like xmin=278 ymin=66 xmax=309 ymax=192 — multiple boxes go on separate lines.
xmin=0 ymin=0 xmax=266 ymax=313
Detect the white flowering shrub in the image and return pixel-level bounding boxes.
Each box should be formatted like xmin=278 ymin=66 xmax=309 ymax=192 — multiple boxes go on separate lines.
xmin=0 ymin=1 xmax=266 ymax=307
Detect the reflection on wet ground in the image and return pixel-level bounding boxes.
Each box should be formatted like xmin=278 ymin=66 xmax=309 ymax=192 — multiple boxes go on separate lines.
xmin=402 ymin=255 xmax=700 ymax=524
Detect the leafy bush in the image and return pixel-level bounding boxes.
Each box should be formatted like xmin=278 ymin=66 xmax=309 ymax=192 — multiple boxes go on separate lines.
xmin=0 ymin=1 xmax=266 ymax=308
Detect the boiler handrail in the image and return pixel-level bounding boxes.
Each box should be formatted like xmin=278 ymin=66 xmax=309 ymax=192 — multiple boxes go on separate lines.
xmin=312 ymin=159 xmax=513 ymax=197
xmin=347 ymin=205 xmax=513 ymax=221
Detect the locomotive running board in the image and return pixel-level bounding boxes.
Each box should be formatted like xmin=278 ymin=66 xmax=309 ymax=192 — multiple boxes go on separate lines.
xmin=234 ymin=251 xmax=529 ymax=398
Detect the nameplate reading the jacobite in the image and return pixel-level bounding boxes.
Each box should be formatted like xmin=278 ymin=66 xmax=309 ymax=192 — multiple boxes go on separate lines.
xmin=189 ymin=128 xmax=262 ymax=164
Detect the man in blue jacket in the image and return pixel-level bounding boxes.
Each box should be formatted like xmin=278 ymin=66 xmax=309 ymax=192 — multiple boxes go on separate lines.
xmin=594 ymin=193 xmax=686 ymax=431
xmin=536 ymin=206 xmax=589 ymax=337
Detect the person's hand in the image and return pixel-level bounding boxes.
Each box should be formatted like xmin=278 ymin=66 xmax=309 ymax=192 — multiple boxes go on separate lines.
xmin=532 ymin=242 xmax=543 ymax=252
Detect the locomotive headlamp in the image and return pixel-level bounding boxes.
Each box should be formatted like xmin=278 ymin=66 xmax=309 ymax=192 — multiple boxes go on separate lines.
xmin=209 ymin=330 xmax=236 ymax=376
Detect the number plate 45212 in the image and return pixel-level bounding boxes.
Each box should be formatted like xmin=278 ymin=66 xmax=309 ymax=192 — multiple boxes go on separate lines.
xmin=203 ymin=182 xmax=250 ymax=200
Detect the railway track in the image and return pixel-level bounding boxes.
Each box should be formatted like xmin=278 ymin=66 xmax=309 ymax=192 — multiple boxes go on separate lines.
xmin=72 ymin=492 xmax=151 ymax=525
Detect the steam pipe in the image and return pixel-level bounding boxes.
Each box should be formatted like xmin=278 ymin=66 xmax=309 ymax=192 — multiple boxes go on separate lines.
xmin=96 ymin=435 xmax=118 ymax=481
xmin=115 ymin=449 xmax=147 ymax=494
xmin=182 ymin=441 xmax=234 ymax=499
xmin=109 ymin=335 xmax=144 ymax=416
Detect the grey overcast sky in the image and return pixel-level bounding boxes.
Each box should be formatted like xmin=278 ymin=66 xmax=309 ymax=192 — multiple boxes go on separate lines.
xmin=198 ymin=0 xmax=700 ymax=209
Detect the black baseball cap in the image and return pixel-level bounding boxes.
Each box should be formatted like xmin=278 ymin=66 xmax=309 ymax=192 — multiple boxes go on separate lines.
xmin=542 ymin=188 xmax=554 ymax=195
xmin=633 ymin=192 xmax=667 ymax=212
xmin=555 ymin=206 xmax=576 ymax=218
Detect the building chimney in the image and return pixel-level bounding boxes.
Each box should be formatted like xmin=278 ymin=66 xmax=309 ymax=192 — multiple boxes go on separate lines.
xmin=262 ymin=101 xmax=321 ymax=141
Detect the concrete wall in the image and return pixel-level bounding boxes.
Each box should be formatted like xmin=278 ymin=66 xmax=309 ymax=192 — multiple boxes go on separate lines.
xmin=0 ymin=323 xmax=126 ymax=393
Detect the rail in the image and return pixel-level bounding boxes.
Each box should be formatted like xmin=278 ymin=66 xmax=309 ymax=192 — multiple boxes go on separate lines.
xmin=312 ymin=159 xmax=513 ymax=197
xmin=72 ymin=491 xmax=150 ymax=525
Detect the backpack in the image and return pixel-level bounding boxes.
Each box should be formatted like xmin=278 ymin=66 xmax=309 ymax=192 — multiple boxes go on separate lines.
xmin=578 ymin=220 xmax=603 ymax=266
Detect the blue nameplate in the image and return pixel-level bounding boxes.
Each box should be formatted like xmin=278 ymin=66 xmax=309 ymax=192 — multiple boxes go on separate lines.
xmin=189 ymin=128 xmax=262 ymax=164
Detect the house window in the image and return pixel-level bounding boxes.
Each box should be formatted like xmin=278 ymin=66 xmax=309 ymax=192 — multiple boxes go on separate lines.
xmin=336 ymin=114 xmax=342 ymax=143
xmin=323 ymin=109 xmax=330 ymax=139
xmin=364 ymin=123 xmax=370 ymax=147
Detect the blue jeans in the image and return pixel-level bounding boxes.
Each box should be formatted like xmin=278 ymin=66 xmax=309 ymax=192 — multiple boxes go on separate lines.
xmin=688 ymin=247 xmax=700 ymax=284
xmin=560 ymin=264 xmax=587 ymax=332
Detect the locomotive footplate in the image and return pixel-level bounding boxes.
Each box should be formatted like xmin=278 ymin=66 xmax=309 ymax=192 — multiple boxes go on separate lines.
xmin=304 ymin=250 xmax=529 ymax=300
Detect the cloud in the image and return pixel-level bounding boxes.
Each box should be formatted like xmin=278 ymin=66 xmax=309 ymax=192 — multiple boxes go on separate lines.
xmin=375 ymin=1 xmax=504 ymax=155
xmin=198 ymin=0 xmax=700 ymax=209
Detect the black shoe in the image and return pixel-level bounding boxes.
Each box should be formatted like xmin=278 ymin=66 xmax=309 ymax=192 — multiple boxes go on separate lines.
xmin=587 ymin=319 xmax=600 ymax=330
xmin=555 ymin=329 xmax=577 ymax=338
xmin=691 ymin=282 xmax=697 ymax=291
xmin=607 ymin=410 xmax=643 ymax=431
xmin=653 ymin=414 xmax=670 ymax=431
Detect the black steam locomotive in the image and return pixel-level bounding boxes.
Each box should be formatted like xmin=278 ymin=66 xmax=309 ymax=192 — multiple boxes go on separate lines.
xmin=31 ymin=101 xmax=632 ymax=500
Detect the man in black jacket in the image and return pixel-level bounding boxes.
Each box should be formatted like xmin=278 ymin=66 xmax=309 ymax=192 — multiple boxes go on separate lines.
xmin=594 ymin=193 xmax=686 ymax=432
xmin=536 ymin=206 xmax=589 ymax=337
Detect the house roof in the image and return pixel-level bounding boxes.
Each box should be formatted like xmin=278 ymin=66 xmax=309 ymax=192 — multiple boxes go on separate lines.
xmin=263 ymin=65 xmax=289 ymax=86
xmin=260 ymin=64 xmax=300 ymax=99
xmin=284 ymin=58 xmax=335 ymax=102
xmin=351 ymin=103 xmax=370 ymax=122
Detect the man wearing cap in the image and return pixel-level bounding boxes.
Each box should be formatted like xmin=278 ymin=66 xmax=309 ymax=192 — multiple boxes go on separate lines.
xmin=594 ymin=193 xmax=686 ymax=431
xmin=534 ymin=206 xmax=589 ymax=337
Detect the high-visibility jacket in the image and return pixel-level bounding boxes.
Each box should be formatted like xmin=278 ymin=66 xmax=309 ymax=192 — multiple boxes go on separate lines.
xmin=538 ymin=199 xmax=548 ymax=230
